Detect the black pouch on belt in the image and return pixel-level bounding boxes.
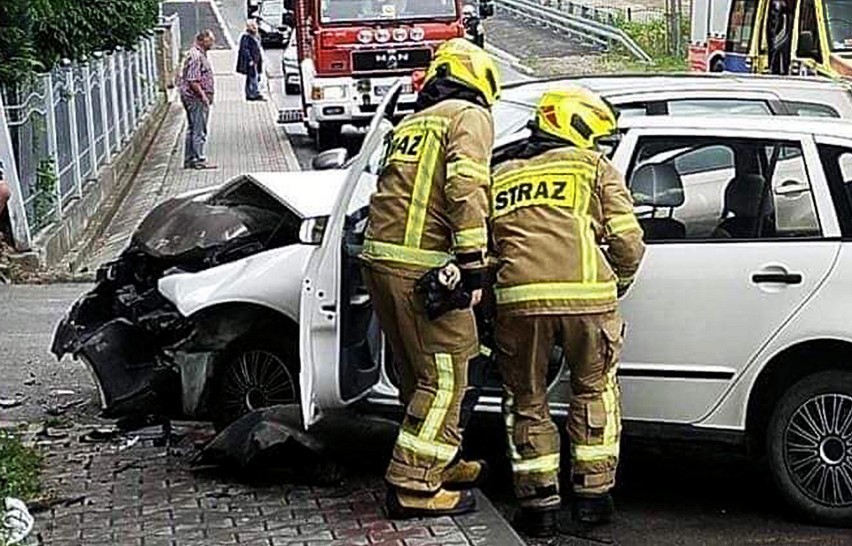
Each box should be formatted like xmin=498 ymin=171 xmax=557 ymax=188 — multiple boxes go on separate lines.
xmin=415 ymin=262 xmax=472 ymax=320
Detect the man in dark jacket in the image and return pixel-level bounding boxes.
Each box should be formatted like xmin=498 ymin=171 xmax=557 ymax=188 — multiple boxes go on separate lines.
xmin=237 ymin=20 xmax=265 ymax=101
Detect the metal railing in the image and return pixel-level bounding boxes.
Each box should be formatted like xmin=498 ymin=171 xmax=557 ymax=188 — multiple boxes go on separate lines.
xmin=497 ymin=0 xmax=653 ymax=61
xmin=1 ymin=34 xmax=161 ymax=247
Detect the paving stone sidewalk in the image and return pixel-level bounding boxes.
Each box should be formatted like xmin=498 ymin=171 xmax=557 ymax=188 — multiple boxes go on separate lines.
xmin=80 ymin=50 xmax=299 ymax=271
xmin=24 ymin=422 xmax=525 ymax=546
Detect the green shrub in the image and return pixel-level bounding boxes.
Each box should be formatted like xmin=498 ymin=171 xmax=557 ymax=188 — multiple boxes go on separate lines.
xmin=0 ymin=432 xmax=41 ymax=501
xmin=0 ymin=0 xmax=159 ymax=86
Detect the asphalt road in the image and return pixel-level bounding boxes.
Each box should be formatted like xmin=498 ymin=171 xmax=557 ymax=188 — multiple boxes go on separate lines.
xmin=2 ymin=284 xmax=850 ymax=545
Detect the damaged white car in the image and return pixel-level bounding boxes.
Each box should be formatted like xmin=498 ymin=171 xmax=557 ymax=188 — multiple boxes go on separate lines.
xmin=54 ymin=82 xmax=852 ymax=525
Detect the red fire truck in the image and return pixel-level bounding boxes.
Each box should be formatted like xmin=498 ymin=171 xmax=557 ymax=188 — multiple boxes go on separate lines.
xmin=687 ymin=0 xmax=733 ymax=72
xmin=282 ymin=0 xmax=492 ymax=149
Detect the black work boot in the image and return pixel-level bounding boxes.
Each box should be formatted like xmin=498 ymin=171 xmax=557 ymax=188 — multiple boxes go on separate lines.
xmin=571 ymin=492 xmax=614 ymax=525
xmin=513 ymin=506 xmax=560 ymax=538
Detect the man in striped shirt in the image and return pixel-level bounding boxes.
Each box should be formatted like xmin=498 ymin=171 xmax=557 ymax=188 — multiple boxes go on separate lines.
xmin=179 ymin=30 xmax=217 ymax=169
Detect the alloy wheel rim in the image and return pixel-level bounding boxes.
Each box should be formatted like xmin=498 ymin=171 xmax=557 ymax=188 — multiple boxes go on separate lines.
xmin=221 ymin=350 xmax=296 ymax=415
xmin=784 ymin=393 xmax=852 ymax=508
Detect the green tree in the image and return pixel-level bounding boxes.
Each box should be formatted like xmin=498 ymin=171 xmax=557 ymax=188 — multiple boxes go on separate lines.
xmin=0 ymin=0 xmax=160 ymax=86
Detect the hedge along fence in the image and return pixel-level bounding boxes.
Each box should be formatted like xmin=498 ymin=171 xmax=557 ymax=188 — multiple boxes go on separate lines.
xmin=0 ymin=0 xmax=160 ymax=88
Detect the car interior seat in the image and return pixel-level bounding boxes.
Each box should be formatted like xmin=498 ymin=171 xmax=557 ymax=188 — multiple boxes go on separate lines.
xmin=712 ymin=174 xmax=775 ymax=238
xmin=629 ymin=163 xmax=686 ymax=240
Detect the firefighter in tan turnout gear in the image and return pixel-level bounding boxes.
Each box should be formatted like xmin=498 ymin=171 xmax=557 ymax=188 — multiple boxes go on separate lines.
xmin=491 ymin=88 xmax=645 ymax=536
xmin=360 ymin=38 xmax=500 ymax=519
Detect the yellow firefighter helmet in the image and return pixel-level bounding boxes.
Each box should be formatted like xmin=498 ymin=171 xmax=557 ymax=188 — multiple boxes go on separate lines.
xmin=534 ymin=87 xmax=617 ymax=149
xmin=423 ymin=38 xmax=501 ymax=107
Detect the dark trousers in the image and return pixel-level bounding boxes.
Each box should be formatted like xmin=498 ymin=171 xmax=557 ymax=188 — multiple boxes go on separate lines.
xmin=245 ymin=66 xmax=261 ymax=99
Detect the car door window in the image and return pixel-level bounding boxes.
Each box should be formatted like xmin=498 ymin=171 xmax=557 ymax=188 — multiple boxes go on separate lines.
xmin=818 ymin=144 xmax=852 ymax=236
xmin=628 ymin=136 xmax=821 ymax=241
xmin=783 ymin=101 xmax=840 ymax=117
xmin=667 ymin=99 xmax=772 ymax=116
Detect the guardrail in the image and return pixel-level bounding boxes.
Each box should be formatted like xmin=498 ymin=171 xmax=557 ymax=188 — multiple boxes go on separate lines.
xmin=497 ymin=0 xmax=652 ymax=62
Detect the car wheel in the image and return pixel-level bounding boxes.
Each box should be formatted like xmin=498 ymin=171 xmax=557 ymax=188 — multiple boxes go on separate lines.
xmin=209 ymin=341 xmax=299 ymax=430
xmin=316 ymin=122 xmax=342 ymax=151
xmin=766 ymin=370 xmax=852 ymax=525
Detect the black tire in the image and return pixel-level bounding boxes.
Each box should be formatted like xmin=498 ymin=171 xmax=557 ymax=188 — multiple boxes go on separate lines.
xmin=710 ymin=56 xmax=726 ymax=72
xmin=316 ymin=122 xmax=342 ymax=151
xmin=209 ymin=339 xmax=299 ymax=430
xmin=766 ymin=370 xmax=852 ymax=526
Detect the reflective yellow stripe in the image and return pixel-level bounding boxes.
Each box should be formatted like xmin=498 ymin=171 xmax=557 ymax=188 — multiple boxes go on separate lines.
xmin=617 ymin=275 xmax=635 ymax=287
xmin=420 ymin=353 xmax=454 ymax=440
xmin=396 ymin=115 xmax=450 ymax=133
xmin=492 ymin=161 xmax=595 ymax=190
xmin=495 ymin=281 xmax=617 ymax=305
xmin=491 ymin=173 xmax=581 ymax=218
xmin=607 ymin=213 xmax=641 ymax=235
xmin=453 ymin=227 xmax=487 ymax=248
xmin=447 ymin=157 xmax=490 ymax=181
xmin=503 ymin=392 xmax=522 ymax=461
xmin=512 ymin=453 xmax=561 ymax=474
xmin=403 ymin=133 xmax=441 ymax=247
xmin=362 ymin=239 xmax=451 ymax=268
xmin=397 ymin=430 xmax=457 ymax=462
xmin=573 ymin=368 xmax=621 ymax=463
xmin=579 ymin=183 xmax=596 ymax=284
xmin=572 ymin=442 xmax=619 ymax=461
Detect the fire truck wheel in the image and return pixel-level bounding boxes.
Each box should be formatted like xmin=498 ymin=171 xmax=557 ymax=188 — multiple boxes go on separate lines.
xmin=316 ymin=123 xmax=342 ymax=151
xmin=710 ymin=57 xmax=726 ymax=72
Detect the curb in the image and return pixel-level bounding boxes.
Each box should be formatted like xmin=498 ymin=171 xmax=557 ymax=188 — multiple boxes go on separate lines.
xmin=486 ymin=44 xmax=536 ymax=77
xmin=455 ymin=490 xmax=527 ymax=545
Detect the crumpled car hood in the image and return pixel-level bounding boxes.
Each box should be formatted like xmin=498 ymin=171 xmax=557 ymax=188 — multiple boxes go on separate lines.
xmin=246 ymin=170 xmax=348 ymax=219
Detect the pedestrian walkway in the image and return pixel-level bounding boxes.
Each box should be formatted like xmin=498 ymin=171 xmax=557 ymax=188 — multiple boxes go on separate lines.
xmin=81 ymin=50 xmax=299 ymax=271
xmin=27 ymin=421 xmax=525 ymax=546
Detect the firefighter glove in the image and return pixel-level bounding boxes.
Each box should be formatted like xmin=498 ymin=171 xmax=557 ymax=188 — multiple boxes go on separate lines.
xmin=416 ymin=262 xmax=473 ymax=320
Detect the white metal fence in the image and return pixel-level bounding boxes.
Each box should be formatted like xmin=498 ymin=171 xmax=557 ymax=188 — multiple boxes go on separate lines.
xmin=1 ymin=34 xmax=160 ymax=247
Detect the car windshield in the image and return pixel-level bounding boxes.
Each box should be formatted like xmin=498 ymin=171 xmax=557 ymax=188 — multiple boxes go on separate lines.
xmin=824 ymin=0 xmax=852 ymax=50
xmin=320 ymin=0 xmax=457 ymax=23
xmin=261 ymin=0 xmax=284 ymax=18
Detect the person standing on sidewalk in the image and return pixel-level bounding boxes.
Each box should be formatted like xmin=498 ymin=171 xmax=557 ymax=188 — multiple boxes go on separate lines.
xmin=360 ymin=38 xmax=500 ymax=519
xmin=179 ymin=30 xmax=217 ymax=170
xmin=491 ymin=88 xmax=645 ymax=536
xmin=237 ymin=20 xmax=266 ymax=101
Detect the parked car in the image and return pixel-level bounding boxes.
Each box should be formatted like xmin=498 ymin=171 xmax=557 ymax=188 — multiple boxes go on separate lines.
xmin=282 ymin=32 xmax=300 ymax=95
xmin=54 ymin=79 xmax=852 ymax=525
xmin=493 ymin=73 xmax=852 ymax=140
xmin=256 ymin=0 xmax=288 ymax=47
xmin=247 ymin=0 xmax=261 ymax=17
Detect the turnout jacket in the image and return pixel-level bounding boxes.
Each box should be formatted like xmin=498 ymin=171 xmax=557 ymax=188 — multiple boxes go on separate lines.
xmin=362 ymin=99 xmax=494 ymax=278
xmin=490 ymin=146 xmax=645 ymax=315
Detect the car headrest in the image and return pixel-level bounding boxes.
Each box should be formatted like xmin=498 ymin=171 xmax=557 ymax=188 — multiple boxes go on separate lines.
xmin=724 ymin=175 xmax=773 ymax=217
xmin=630 ymin=164 xmax=685 ymax=208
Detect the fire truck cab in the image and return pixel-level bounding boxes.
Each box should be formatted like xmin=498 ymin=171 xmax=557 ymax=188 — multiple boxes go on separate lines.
xmin=282 ymin=0 xmax=494 ymax=150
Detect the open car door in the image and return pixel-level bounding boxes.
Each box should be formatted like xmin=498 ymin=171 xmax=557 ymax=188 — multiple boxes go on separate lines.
xmin=299 ymin=83 xmax=403 ymax=428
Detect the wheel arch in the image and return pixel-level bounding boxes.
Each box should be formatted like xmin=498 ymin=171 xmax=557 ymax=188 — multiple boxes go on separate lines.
xmin=708 ymin=52 xmax=726 ymax=72
xmin=745 ymin=337 xmax=852 ymax=455
xmin=184 ymin=300 xmax=301 ymax=356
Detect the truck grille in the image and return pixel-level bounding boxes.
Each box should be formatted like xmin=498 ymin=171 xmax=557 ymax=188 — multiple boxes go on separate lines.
xmin=352 ymin=48 xmax=432 ymax=73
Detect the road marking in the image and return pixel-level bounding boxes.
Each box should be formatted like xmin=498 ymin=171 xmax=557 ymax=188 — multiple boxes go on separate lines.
xmin=209 ymin=0 xmax=236 ymax=49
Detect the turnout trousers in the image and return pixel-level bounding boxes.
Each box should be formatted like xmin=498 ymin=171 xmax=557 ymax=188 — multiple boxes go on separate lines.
xmin=363 ymin=261 xmax=479 ymax=493
xmin=496 ymin=310 xmax=623 ymax=508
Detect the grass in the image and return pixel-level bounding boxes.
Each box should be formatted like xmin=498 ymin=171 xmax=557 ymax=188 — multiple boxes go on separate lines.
xmin=0 ymin=431 xmax=42 ymax=501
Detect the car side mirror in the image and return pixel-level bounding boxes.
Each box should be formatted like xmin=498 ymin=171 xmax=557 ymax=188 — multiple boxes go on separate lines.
xmin=282 ymin=11 xmax=295 ymax=27
xmin=479 ymin=0 xmax=495 ymax=18
xmin=312 ymin=148 xmax=348 ymax=170
xmin=797 ymin=31 xmax=817 ymax=58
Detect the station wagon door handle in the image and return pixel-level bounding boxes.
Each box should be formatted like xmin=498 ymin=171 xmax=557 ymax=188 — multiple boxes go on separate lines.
xmin=751 ymin=272 xmax=803 ymax=285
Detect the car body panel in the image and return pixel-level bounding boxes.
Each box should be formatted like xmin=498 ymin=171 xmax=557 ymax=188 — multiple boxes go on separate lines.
xmin=247 ymin=171 xmax=347 ymax=218
xmin=158 ymin=244 xmax=314 ymax=322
